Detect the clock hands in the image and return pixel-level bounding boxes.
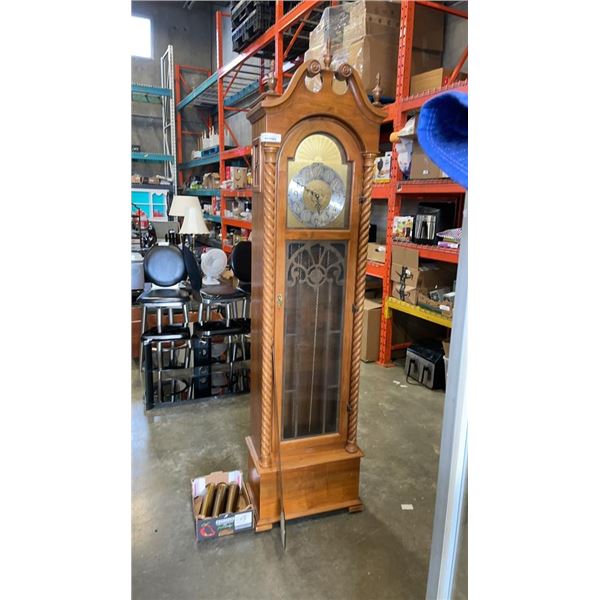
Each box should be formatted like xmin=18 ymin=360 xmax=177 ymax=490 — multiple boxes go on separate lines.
xmin=305 ymin=186 xmax=322 ymax=213
xmin=301 ymin=185 xmax=325 ymax=214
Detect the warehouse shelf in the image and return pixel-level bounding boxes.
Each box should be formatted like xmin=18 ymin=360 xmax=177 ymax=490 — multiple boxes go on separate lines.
xmin=185 ymin=188 xmax=221 ymax=197
xmin=132 ymin=152 xmax=174 ymax=163
xmin=366 ymin=260 xmax=386 ymax=279
xmin=373 ymin=183 xmax=393 ymax=199
xmin=396 ymin=179 xmax=465 ymax=195
xmin=222 ymin=217 xmax=253 ymax=229
xmin=131 ymin=46 xmax=177 ymax=194
xmin=400 ymin=81 xmax=468 ymax=113
xmin=131 ymin=183 xmax=172 ymax=191
xmin=222 ymin=146 xmax=252 ymax=160
xmin=175 ymin=2 xmax=320 ymax=257
xmin=377 ymin=1 xmax=467 ymax=365
xmin=386 ymin=297 xmax=452 ymax=329
xmin=222 ymin=188 xmax=253 ymax=198
xmin=179 ymin=154 xmax=221 ymax=169
xmin=203 ymin=214 xmax=222 ymax=223
xmin=392 ymin=241 xmax=459 ymax=264
xmin=131 ymin=83 xmax=172 ymax=102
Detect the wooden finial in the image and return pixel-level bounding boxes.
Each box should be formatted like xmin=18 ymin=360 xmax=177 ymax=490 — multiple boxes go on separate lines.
xmin=323 ymin=39 xmax=333 ymax=70
xmin=266 ymin=71 xmax=276 ymax=94
xmin=372 ymin=72 xmax=383 ymax=107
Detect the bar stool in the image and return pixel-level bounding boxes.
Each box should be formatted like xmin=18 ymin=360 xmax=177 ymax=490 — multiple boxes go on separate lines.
xmin=142 ymin=325 xmax=191 ymax=410
xmin=192 ymin=318 xmax=251 ymax=396
xmin=198 ymin=241 xmax=252 ymax=321
xmin=138 ymin=244 xmax=191 ymax=404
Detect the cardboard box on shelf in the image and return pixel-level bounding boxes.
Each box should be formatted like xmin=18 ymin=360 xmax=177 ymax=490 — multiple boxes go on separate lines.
xmin=417 ymin=292 xmax=454 ymax=319
xmin=411 ymin=48 xmax=443 ymax=75
xmin=391 ymin=281 xmax=419 ymax=305
xmin=230 ymin=166 xmax=248 ymax=189
xmin=392 ymin=216 xmax=414 ymax=243
xmin=191 ymin=470 xmax=254 ymax=542
xmin=361 ymin=298 xmax=382 ymax=362
xmin=413 ymin=3 xmax=446 ymax=52
xmin=410 ymin=67 xmax=468 ymax=96
xmin=305 ymin=0 xmax=400 ymax=98
xmin=390 ymin=246 xmax=455 ymax=304
xmin=367 ymin=242 xmax=386 ymax=264
xmin=409 ymin=142 xmax=448 ymax=180
xmin=373 ymin=153 xmax=392 ymax=183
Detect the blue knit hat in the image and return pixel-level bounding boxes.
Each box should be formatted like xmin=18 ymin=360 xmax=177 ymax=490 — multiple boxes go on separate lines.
xmin=417 ymin=91 xmax=468 ymax=189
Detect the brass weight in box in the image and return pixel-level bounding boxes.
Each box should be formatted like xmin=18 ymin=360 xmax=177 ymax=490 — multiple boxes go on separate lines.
xmin=199 ymin=483 xmax=216 ymax=519
xmin=225 ymin=482 xmax=239 ymax=514
xmin=211 ymin=482 xmax=228 ymax=517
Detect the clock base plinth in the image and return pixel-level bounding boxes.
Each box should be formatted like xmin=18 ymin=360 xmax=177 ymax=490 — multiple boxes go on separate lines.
xmin=348 ymin=502 xmax=364 ymax=513
xmin=245 ymin=436 xmax=364 ymax=529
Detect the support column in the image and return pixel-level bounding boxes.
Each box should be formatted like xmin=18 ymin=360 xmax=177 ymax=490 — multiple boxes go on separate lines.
xmin=346 ymin=151 xmax=377 ymax=453
xmin=260 ymin=143 xmax=280 ymax=467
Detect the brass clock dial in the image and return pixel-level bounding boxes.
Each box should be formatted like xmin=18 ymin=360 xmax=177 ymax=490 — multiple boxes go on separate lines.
xmin=288 ymin=162 xmax=346 ymax=228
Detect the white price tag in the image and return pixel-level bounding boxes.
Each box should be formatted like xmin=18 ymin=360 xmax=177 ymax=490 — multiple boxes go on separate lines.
xmin=234 ymin=512 xmax=253 ymax=530
xmin=260 ymin=132 xmax=282 ymax=143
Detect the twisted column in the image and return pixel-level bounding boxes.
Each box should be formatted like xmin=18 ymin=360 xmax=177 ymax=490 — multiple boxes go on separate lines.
xmin=260 ymin=143 xmax=279 ymax=468
xmin=346 ymin=152 xmax=377 ymax=453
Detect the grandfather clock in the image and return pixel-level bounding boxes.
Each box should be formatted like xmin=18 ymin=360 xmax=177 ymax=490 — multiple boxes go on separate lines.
xmin=246 ymin=56 xmax=385 ymax=531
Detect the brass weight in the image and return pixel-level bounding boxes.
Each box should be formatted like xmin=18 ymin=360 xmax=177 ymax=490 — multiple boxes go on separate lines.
xmin=199 ymin=483 xmax=215 ymax=519
xmin=211 ymin=482 xmax=228 ymax=517
xmin=225 ymin=483 xmax=239 ymax=514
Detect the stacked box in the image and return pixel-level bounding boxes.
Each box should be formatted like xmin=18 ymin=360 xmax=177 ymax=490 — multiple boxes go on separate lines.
xmin=304 ymin=0 xmax=400 ymax=98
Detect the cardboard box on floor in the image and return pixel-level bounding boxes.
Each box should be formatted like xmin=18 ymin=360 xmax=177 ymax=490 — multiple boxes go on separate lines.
xmin=361 ymin=298 xmax=382 ymax=362
xmin=191 ymin=470 xmax=254 ymax=542
xmin=367 ymin=242 xmax=386 ymax=264
xmin=409 ymin=142 xmax=448 ymax=180
xmin=410 ymin=67 xmax=468 ymax=96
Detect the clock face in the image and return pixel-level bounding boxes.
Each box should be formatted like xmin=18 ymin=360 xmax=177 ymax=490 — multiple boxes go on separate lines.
xmin=288 ymin=162 xmax=346 ymax=228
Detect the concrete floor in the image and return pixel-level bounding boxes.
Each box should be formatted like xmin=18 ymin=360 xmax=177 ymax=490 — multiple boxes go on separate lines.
xmin=132 ymin=361 xmax=444 ymax=600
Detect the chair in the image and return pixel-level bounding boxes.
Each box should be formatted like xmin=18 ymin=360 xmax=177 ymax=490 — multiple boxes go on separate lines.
xmin=192 ymin=318 xmax=251 ymax=396
xmin=138 ymin=244 xmax=191 ymax=406
xmin=198 ymin=241 xmax=252 ymax=321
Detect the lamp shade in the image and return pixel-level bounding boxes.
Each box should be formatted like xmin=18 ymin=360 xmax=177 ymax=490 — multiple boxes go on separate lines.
xmin=180 ymin=206 xmax=209 ymax=234
xmin=169 ymin=195 xmax=199 ymax=217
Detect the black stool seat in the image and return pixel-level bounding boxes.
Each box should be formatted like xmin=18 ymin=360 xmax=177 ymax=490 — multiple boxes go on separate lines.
xmin=138 ymin=288 xmax=190 ymax=304
xmin=142 ymin=325 xmax=191 ymax=342
xmin=193 ymin=318 xmax=251 ymax=338
xmin=199 ymin=284 xmax=248 ymax=301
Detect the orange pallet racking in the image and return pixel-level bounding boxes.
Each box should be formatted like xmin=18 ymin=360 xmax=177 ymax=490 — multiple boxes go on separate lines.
xmin=377 ymin=0 xmax=468 ymax=366
xmin=174 ymin=1 xmax=321 ymax=253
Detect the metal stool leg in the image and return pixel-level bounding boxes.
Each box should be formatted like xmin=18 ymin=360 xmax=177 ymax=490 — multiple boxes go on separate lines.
xmin=139 ymin=304 xmax=148 ymax=375
xmin=143 ymin=339 xmax=154 ymax=410
xmin=156 ymin=308 xmax=163 ymax=404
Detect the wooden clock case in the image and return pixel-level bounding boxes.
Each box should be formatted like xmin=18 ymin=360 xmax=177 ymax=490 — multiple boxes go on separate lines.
xmin=245 ymin=57 xmax=385 ymax=532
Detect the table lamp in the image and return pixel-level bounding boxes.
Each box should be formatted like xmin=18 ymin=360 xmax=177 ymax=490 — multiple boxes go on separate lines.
xmin=169 ymin=195 xmax=198 ymax=217
xmin=180 ymin=205 xmax=209 ymax=254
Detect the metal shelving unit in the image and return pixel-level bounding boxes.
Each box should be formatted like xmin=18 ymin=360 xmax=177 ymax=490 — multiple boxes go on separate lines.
xmin=131 ymin=44 xmax=177 ymax=192
xmin=175 ymin=1 xmax=322 ymax=253
xmin=377 ymin=1 xmax=468 ymax=365
xmin=385 ymin=297 xmax=453 ymax=329
xmin=131 ymin=45 xmax=177 ymax=195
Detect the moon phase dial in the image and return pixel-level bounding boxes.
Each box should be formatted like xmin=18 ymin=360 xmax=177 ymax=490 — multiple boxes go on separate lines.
xmin=288 ymin=162 xmax=346 ymax=228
